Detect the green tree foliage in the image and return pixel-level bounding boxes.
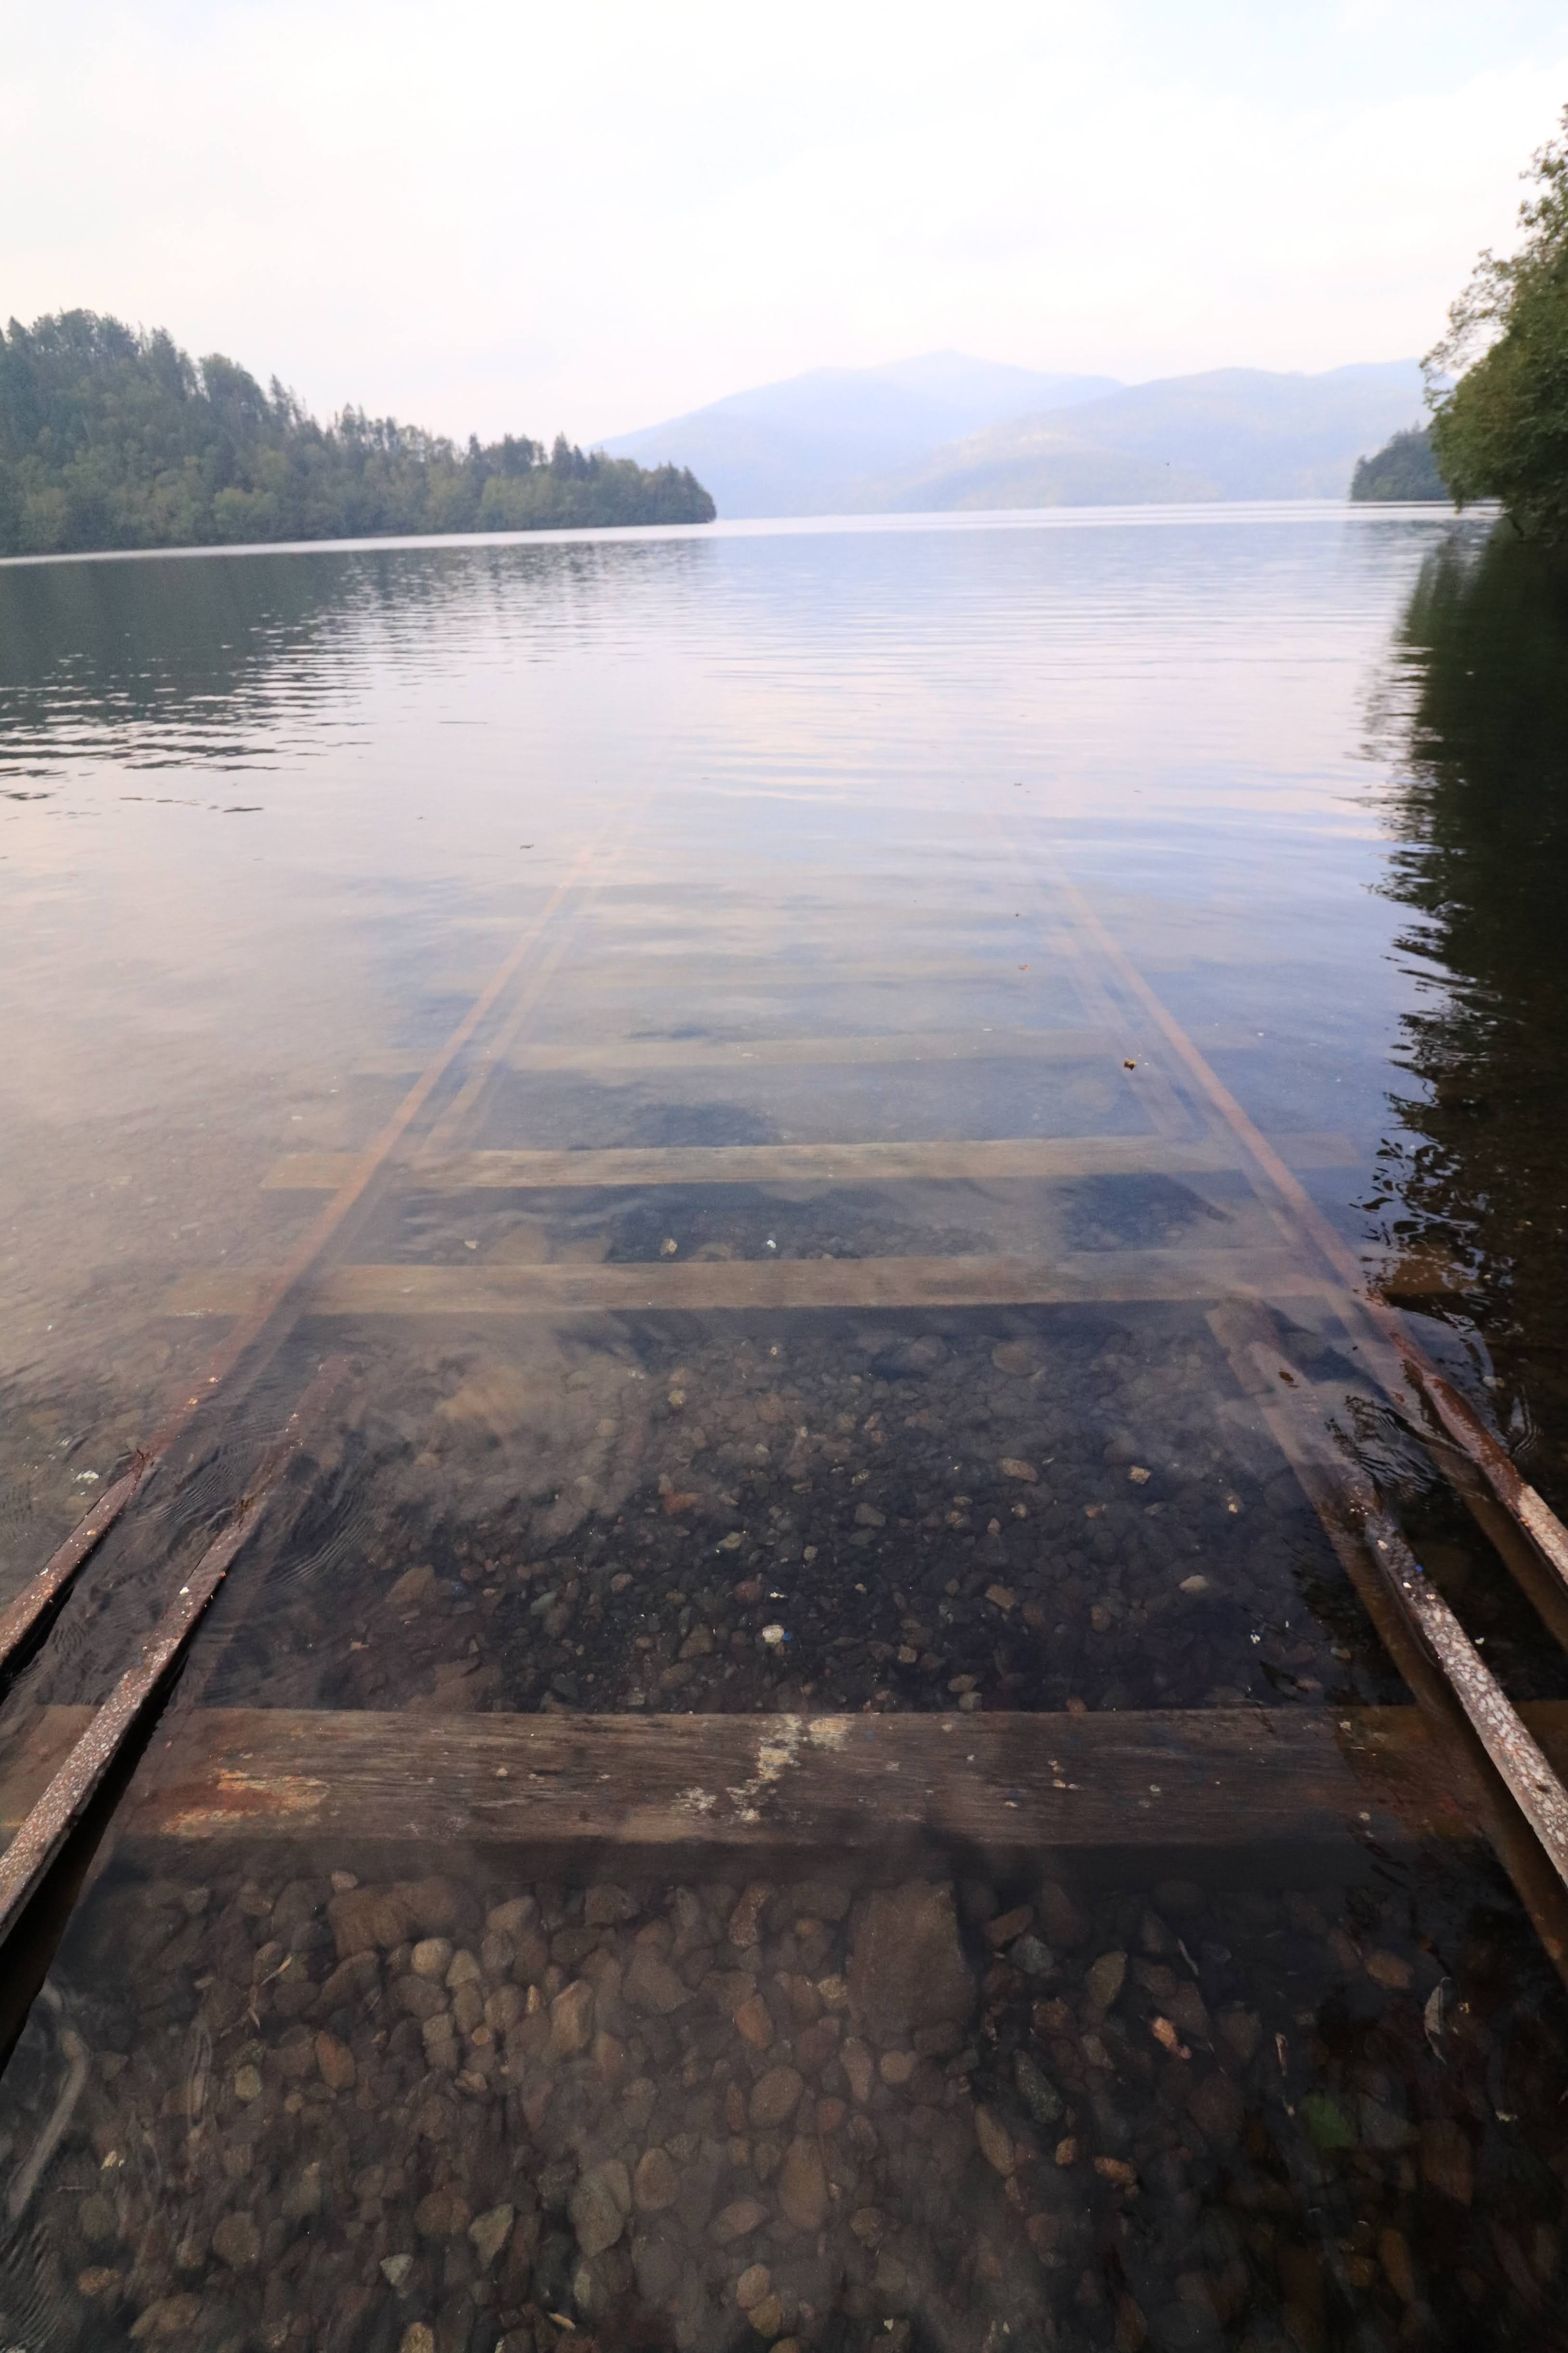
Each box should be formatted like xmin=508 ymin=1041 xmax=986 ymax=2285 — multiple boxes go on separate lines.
xmin=1349 ymin=425 xmax=1449 ymax=503
xmin=0 ymin=312 xmax=715 ymax=555
xmin=1425 ymin=107 xmax=1568 ymax=538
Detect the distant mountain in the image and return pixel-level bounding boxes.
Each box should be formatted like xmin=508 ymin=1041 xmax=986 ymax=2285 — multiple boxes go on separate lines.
xmin=604 ymin=352 xmax=1122 ymax=518
xmin=859 ymin=363 xmax=1428 ymax=511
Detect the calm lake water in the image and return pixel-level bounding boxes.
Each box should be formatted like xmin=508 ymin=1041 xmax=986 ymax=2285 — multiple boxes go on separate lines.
xmin=2 ymin=505 xmax=1568 ymax=2351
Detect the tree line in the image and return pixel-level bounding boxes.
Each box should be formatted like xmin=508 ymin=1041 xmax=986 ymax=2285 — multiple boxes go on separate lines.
xmin=0 ymin=312 xmax=715 ymax=556
xmin=1422 ymin=106 xmax=1568 ymax=539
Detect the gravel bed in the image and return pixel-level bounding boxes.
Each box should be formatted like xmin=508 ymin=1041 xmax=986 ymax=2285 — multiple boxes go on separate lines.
xmin=206 ymin=1310 xmax=1417 ymax=1720
xmin=2 ymin=1853 xmax=1564 ymax=2352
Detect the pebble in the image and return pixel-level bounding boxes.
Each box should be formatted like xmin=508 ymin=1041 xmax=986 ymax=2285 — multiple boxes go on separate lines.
xmin=414 ymin=2187 xmax=470 ymax=2237
xmin=633 ymin=2146 xmax=678 ymax=2212
xmin=984 ymin=1904 xmax=1034 ymax=1949
xmin=1085 ymin=1949 xmax=1127 ymax=2010
xmin=469 ymin=2203 xmax=514 ymax=2264
xmin=548 ymin=1977 xmax=596 ymax=2055
xmin=728 ymin=1882 xmax=771 ymax=1947
xmin=750 ymin=2063 xmax=805 ymax=2128
xmin=585 ymin=1881 xmax=639 ymax=1924
xmin=211 ymin=2212 xmax=260 ymax=2270
xmin=975 ymin=2105 xmax=1016 ymax=2176
xmin=314 ymin=2030 xmax=356 ymax=2090
xmin=848 ymin=1880 xmax=974 ymax=2040
xmin=736 ymin=2262 xmax=773 ymax=2310
xmin=711 ymin=2198 xmax=768 ymax=2245
xmin=1015 ymin=2051 xmax=1064 ymax=2126
xmin=734 ymin=1992 xmax=775 ymax=2048
xmin=1365 ymin=1947 xmax=1414 ymax=1990
xmin=842 ymin=2038 xmax=874 ymax=2103
xmin=624 ymin=1946 xmax=690 ymax=2015
xmin=777 ymin=2136 xmax=829 ymax=2230
xmin=570 ymin=2161 xmax=631 ymax=2256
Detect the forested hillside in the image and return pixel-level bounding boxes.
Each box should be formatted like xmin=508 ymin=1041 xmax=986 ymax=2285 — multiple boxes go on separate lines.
xmin=1350 ymin=425 xmax=1450 ymax=501
xmin=0 ymin=312 xmax=715 ymax=555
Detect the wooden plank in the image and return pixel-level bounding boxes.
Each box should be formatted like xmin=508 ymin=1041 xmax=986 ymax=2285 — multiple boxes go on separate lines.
xmin=351 ymin=1028 xmax=1125 ymax=1079
xmin=263 ymin=1132 xmax=1359 ymax=1193
xmin=0 ymin=1702 xmax=1525 ymax=1872
xmin=163 ymin=1249 xmax=1339 ymax=1321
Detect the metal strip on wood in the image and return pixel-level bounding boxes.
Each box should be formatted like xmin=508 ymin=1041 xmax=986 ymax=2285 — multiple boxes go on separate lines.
xmin=0 ymin=1460 xmax=156 ymax=1684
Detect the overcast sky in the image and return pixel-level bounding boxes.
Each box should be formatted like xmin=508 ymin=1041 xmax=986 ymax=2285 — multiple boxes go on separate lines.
xmin=4 ymin=0 xmax=1566 ymax=444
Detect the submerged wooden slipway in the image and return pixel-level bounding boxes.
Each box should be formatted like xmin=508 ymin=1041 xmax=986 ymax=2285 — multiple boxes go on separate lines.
xmin=5 ymin=830 xmax=1568 ymax=1999
xmin=7 ymin=812 xmax=1568 ymax=2353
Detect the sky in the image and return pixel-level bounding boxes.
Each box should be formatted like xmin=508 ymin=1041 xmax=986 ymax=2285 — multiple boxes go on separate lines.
xmin=3 ymin=0 xmax=1566 ymax=445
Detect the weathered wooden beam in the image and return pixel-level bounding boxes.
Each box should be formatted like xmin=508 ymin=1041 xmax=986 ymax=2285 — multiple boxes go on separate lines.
xmin=0 ymin=1702 xmax=1526 ymax=1876
xmin=163 ymin=1249 xmax=1338 ymax=1321
xmin=349 ymin=1026 xmax=1270 ymax=1080
xmin=263 ymin=1133 xmax=1357 ymax=1193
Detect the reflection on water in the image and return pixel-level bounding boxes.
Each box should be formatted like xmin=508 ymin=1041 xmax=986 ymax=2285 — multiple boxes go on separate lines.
xmin=2 ymin=509 xmax=1568 ymax=2348
xmin=1369 ymin=532 xmax=1568 ymax=1524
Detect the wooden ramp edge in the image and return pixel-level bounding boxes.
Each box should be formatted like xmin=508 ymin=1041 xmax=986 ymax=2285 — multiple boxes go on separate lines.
xmin=353 ymin=1028 xmax=1123 ymax=1080
xmin=0 ymin=1702 xmax=1536 ymax=1876
xmin=263 ymin=1132 xmax=1359 ymax=1193
xmin=163 ymin=1249 xmax=1340 ymax=1321
xmin=348 ymin=1026 xmax=1263 ymax=1080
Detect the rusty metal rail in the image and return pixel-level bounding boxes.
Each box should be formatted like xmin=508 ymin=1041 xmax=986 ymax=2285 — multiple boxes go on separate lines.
xmin=0 ymin=1357 xmax=355 ymax=1954
xmin=1040 ymin=870 xmax=1568 ymax=1972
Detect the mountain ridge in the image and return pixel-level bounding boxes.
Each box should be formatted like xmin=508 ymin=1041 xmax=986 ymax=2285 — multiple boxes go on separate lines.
xmin=608 ymin=353 xmax=1428 ymax=517
xmin=604 ymin=352 xmax=1120 ymax=518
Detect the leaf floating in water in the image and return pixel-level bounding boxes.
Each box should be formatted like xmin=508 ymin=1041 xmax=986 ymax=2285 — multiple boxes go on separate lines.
xmin=1424 ymin=1981 xmax=1449 ymax=2062
xmin=1301 ymin=2092 xmax=1357 ymax=2152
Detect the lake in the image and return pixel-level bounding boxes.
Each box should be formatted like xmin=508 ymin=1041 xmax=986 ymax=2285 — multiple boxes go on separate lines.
xmin=1 ymin=504 xmax=1566 ymax=2350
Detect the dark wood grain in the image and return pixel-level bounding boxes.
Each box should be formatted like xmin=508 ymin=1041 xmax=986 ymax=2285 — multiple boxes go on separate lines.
xmin=0 ymin=1700 xmax=1544 ymax=1879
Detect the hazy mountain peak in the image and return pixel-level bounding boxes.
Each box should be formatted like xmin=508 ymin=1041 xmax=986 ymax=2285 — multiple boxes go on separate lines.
xmin=605 ymin=352 xmax=1121 ymax=517
xmin=606 ymin=354 xmax=1426 ymax=517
